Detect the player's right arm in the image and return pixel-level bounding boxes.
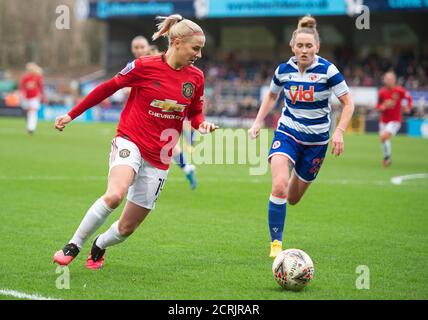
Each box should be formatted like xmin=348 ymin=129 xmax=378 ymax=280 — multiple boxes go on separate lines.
xmin=249 ymin=65 xmax=283 ymax=139
xmin=248 ymin=90 xmax=279 ymax=139
xmin=54 ymin=78 xmax=122 ymax=131
xmin=376 ymin=89 xmax=394 ymax=111
xmin=18 ymin=76 xmax=26 ymax=100
xmin=55 ymin=59 xmax=142 ymax=132
xmin=376 ymin=89 xmax=385 ymax=111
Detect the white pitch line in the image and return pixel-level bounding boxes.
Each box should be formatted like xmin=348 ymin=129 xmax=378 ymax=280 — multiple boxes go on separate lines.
xmin=390 ymin=173 xmax=428 ymax=185
xmin=0 ymin=289 xmax=60 ymax=300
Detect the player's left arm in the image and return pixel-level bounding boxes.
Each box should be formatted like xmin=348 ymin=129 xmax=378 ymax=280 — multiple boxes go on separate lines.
xmin=327 ymin=64 xmax=355 ymax=157
xmin=188 ymin=76 xmax=218 ymax=134
xmin=331 ymin=92 xmax=355 ymax=157
xmin=403 ymin=88 xmax=413 ymax=114
xmin=38 ymin=76 xmax=47 ymax=103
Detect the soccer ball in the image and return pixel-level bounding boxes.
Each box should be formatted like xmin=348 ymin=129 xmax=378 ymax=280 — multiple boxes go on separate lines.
xmin=272 ymin=249 xmax=314 ymax=291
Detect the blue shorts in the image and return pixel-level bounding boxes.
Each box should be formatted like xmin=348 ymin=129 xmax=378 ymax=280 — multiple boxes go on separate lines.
xmin=268 ymin=131 xmax=328 ymax=183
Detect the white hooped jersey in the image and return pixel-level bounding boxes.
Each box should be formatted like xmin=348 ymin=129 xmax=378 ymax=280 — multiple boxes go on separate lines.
xmin=270 ymin=55 xmax=349 ymax=145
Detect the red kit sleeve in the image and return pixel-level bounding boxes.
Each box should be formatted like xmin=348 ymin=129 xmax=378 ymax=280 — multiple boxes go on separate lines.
xmin=68 ymin=78 xmax=122 ymax=120
xmin=68 ymin=59 xmax=142 ymax=120
xmin=187 ymin=74 xmax=205 ymax=130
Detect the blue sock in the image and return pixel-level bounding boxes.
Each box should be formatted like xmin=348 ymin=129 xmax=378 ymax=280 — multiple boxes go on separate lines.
xmin=268 ymin=194 xmax=287 ymax=242
xmin=173 ymin=151 xmax=186 ymax=169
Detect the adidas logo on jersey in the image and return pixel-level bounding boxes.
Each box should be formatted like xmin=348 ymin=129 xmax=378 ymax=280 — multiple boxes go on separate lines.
xmin=289 ymin=85 xmax=315 ymax=104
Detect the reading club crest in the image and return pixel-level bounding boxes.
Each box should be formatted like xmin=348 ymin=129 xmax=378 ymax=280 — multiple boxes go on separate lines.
xmin=182 ymin=82 xmax=195 ymax=99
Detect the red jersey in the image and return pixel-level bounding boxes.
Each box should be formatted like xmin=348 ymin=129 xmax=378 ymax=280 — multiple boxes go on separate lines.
xmin=20 ymin=73 xmax=44 ymax=99
xmin=68 ymin=54 xmax=205 ymax=170
xmin=376 ymin=86 xmax=412 ymax=123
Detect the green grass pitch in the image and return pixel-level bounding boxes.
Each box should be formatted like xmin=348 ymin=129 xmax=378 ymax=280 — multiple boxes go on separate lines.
xmin=0 ymin=117 xmax=427 ymax=300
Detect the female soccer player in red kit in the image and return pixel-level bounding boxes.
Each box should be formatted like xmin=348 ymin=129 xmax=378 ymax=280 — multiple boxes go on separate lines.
xmin=53 ymin=14 xmax=217 ymax=269
xmin=19 ymin=62 xmax=45 ymax=135
xmin=377 ymin=71 xmax=412 ymax=167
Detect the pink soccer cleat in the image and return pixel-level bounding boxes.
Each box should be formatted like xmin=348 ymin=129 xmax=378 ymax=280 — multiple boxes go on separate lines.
xmin=85 ymin=237 xmax=106 ymax=270
xmin=85 ymin=255 xmax=105 ymax=270
xmin=53 ymin=243 xmax=80 ymax=266
xmin=383 ymin=157 xmax=391 ymax=168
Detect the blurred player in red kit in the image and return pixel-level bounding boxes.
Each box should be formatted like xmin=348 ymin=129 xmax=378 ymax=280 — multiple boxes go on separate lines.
xmin=19 ymin=62 xmax=45 ymax=135
xmin=377 ymin=71 xmax=412 ymax=167
xmin=53 ymin=14 xmax=217 ymax=269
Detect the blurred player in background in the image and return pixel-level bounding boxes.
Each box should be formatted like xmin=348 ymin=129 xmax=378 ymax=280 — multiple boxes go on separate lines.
xmin=53 ymin=14 xmax=217 ymax=269
xmin=131 ymin=35 xmax=151 ymax=57
xmin=131 ymin=36 xmax=197 ymax=189
xmin=149 ymin=44 xmax=160 ymax=56
xmin=376 ymin=71 xmax=412 ymax=167
xmin=249 ymin=16 xmax=354 ymax=258
xmin=19 ymin=62 xmax=45 ymax=135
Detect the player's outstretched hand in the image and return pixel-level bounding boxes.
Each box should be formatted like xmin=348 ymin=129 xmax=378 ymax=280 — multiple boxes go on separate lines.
xmin=331 ymin=129 xmax=344 ymax=157
xmin=248 ymin=122 xmax=261 ymax=139
xmin=198 ymin=121 xmax=218 ymax=134
xmin=55 ymin=114 xmax=72 ymax=132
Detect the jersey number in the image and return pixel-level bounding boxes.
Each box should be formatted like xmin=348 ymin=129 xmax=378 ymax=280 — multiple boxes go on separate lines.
xmin=155 ymin=178 xmax=165 ymax=197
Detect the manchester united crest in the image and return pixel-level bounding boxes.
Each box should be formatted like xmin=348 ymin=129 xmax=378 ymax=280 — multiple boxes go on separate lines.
xmin=182 ymin=82 xmax=195 ymax=99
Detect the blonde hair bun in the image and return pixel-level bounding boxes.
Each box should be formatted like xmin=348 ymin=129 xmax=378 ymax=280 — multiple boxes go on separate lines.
xmin=298 ymin=16 xmax=317 ymax=29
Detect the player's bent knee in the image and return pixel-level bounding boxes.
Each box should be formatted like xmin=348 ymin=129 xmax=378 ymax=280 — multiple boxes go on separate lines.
xmin=287 ymin=196 xmax=301 ymax=206
xmin=103 ymin=192 xmax=126 ymax=209
xmin=380 ymin=133 xmax=390 ymax=142
xmin=272 ymin=183 xmax=288 ymax=198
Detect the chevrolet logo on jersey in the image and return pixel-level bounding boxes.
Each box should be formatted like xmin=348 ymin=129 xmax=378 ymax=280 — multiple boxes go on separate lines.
xmin=289 ymin=85 xmax=315 ymax=104
xmin=150 ymin=99 xmax=186 ymax=112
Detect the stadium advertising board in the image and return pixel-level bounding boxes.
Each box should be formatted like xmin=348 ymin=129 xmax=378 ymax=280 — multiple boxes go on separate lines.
xmin=366 ymin=0 xmax=428 ymax=11
xmin=202 ymin=0 xmax=347 ymax=18
xmin=89 ymin=0 xmax=195 ymax=18
xmin=86 ymin=0 xmax=428 ymax=20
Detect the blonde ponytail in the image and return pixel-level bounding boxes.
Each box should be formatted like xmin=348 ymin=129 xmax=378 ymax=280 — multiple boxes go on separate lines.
xmin=152 ymin=14 xmax=183 ymax=41
xmin=151 ymin=14 xmax=204 ymax=45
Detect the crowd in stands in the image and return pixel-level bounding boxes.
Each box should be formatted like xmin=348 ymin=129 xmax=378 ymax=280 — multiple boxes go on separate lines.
xmin=1 ymin=49 xmax=427 ymax=119
xmin=197 ymin=49 xmax=428 ymax=118
xmin=334 ymin=48 xmax=428 ymax=90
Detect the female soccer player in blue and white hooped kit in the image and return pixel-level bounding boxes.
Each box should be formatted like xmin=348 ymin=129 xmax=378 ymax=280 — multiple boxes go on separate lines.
xmin=249 ymin=16 xmax=355 ymax=258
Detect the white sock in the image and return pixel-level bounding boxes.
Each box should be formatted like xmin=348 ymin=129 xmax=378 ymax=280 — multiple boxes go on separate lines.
xmin=27 ymin=110 xmax=38 ymax=131
xmin=95 ymin=221 xmax=127 ymax=249
xmin=69 ymin=197 xmax=114 ymax=249
xmin=183 ymin=164 xmax=194 ymax=175
xmin=269 ymin=194 xmax=287 ymax=205
xmin=382 ymin=140 xmax=391 ymax=158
